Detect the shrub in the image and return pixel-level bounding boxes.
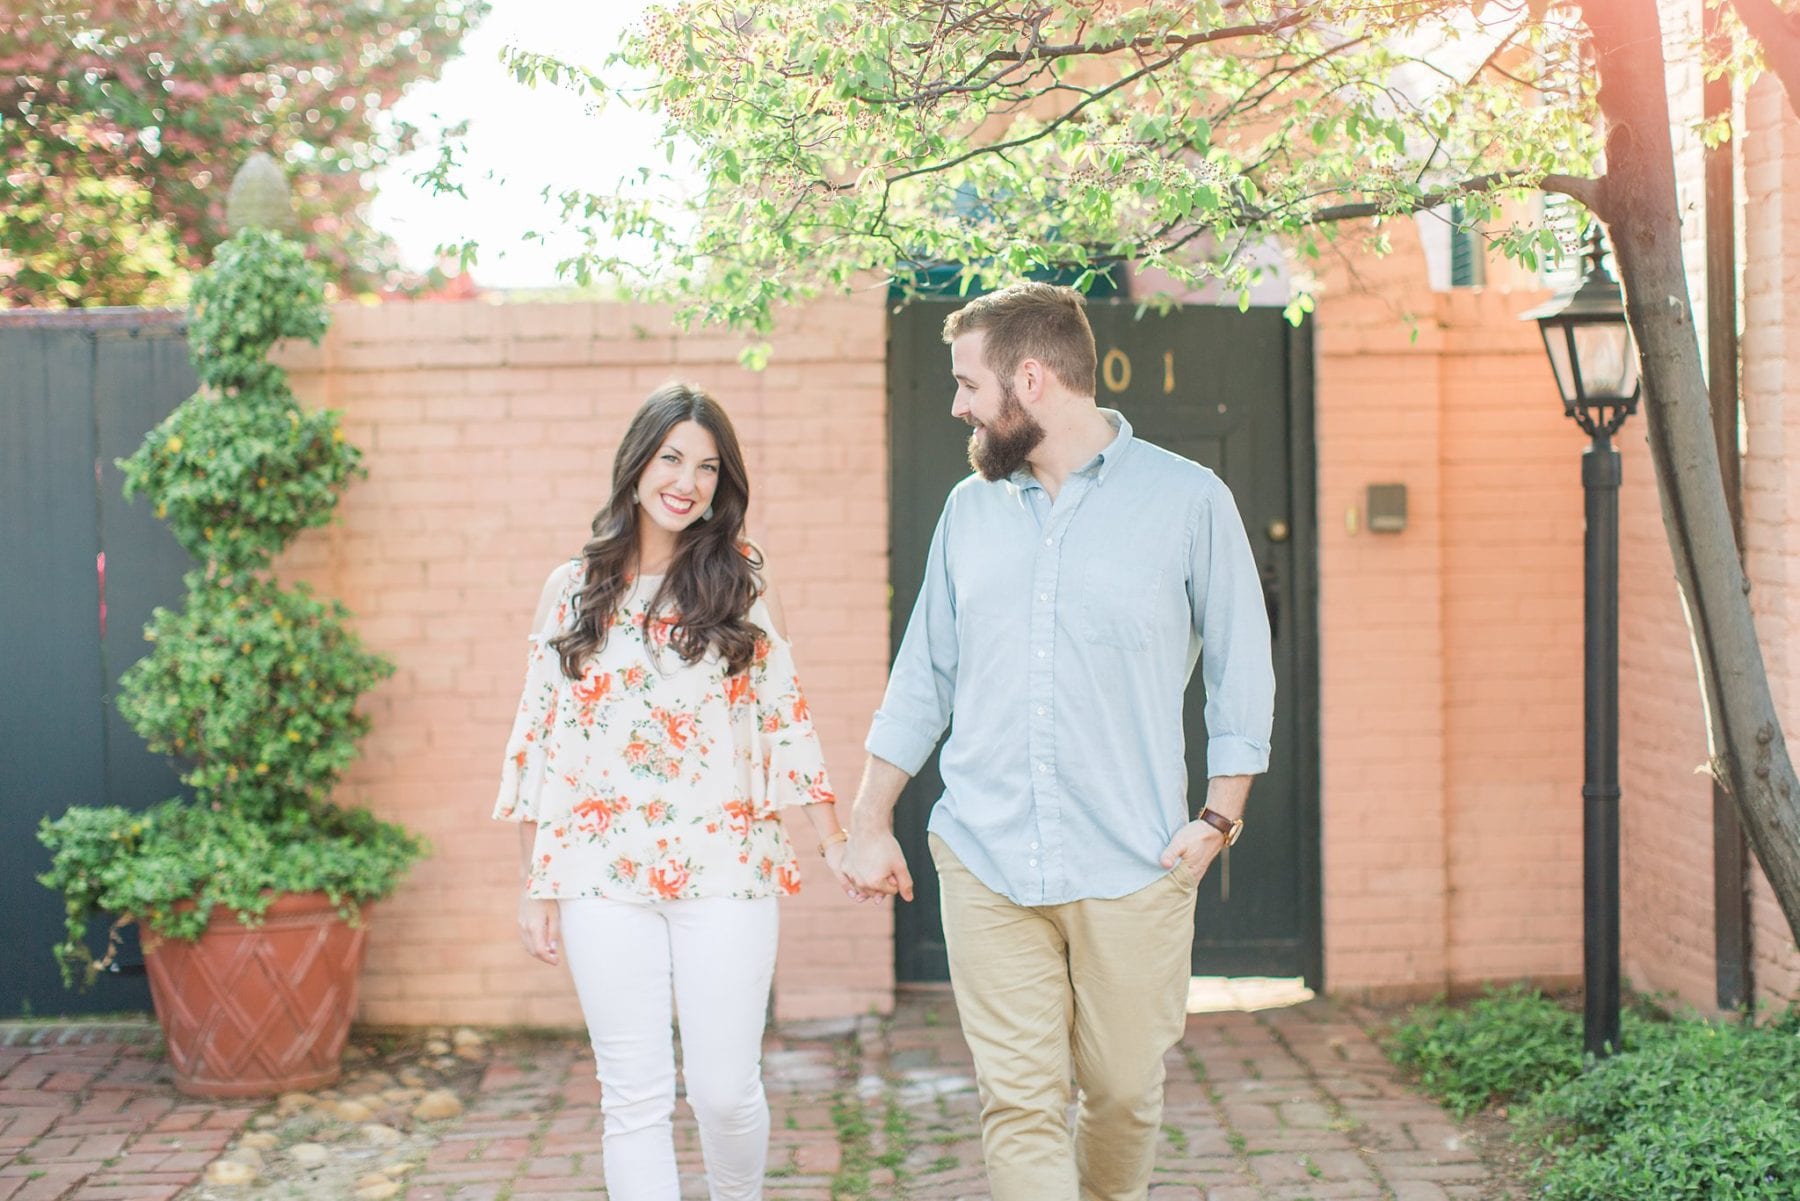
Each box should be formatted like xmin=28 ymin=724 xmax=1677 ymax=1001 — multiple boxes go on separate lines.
xmin=1385 ymin=985 xmax=1599 ymax=1117
xmin=1520 ymin=1013 xmax=1800 ymax=1200
xmin=39 ymin=226 xmax=423 ymax=986
xmin=1386 ymin=986 xmax=1800 ymax=1199
xmin=116 ymin=572 xmax=391 ymax=820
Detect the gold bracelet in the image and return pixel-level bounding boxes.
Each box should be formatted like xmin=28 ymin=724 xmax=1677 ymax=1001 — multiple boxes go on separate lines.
xmin=818 ymin=829 xmax=849 ymax=858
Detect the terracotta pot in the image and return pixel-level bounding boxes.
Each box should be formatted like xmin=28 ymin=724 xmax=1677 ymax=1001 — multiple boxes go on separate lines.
xmin=141 ymin=892 xmax=371 ymax=1098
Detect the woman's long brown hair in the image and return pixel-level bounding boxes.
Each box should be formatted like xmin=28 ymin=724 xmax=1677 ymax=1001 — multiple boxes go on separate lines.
xmin=550 ymin=383 xmax=763 ymax=679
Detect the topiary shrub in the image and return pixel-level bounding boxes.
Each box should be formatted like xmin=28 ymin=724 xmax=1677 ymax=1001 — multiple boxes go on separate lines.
xmin=39 ymin=226 xmax=424 ymax=986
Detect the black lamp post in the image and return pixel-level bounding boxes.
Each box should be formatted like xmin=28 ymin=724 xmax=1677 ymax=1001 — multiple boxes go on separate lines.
xmin=1522 ymin=227 xmax=1642 ymax=1059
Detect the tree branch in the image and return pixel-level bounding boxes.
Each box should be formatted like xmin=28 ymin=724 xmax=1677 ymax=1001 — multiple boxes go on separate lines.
xmin=1280 ymin=169 xmax=1603 ymax=226
xmin=880 ymin=45 xmax=1190 ymax=185
xmin=1728 ymin=0 xmax=1800 ymax=112
xmin=863 ymin=7 xmax=1316 ymax=105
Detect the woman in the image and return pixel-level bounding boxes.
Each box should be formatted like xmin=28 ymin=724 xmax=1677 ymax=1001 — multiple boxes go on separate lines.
xmin=493 ymin=383 xmax=851 ymax=1201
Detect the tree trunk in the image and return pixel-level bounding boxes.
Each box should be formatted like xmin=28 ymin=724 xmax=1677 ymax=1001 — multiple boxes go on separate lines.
xmin=1584 ymin=0 xmax=1800 ymax=945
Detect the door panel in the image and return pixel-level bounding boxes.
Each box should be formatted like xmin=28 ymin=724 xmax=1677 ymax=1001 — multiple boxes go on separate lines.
xmin=0 ymin=320 xmax=194 ymax=1016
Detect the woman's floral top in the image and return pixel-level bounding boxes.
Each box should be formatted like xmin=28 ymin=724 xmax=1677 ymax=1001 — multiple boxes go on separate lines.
xmin=493 ymin=560 xmax=836 ymax=901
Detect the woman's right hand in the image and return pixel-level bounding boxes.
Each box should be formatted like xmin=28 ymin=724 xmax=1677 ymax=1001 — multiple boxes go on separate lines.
xmin=517 ymin=893 xmax=562 ymax=965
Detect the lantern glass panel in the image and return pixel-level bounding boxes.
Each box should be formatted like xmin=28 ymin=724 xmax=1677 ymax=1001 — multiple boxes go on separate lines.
xmin=1540 ymin=324 xmax=1577 ymax=406
xmin=1571 ymin=321 xmax=1638 ymax=399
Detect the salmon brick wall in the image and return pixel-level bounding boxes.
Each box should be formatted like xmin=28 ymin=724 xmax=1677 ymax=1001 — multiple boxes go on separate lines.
xmin=258 ymin=221 xmax=1800 ymax=1021
xmin=273 ymin=294 xmax=895 ymax=1026
xmin=1315 ymin=233 xmax=1585 ymax=999
xmin=1613 ymin=33 xmax=1800 ymax=1015
xmin=1742 ymin=75 xmax=1800 ymax=1009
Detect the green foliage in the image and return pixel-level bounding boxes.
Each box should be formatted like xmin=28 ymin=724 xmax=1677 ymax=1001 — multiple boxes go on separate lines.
xmin=38 ymin=801 xmax=424 ymax=986
xmin=117 ymin=232 xmax=355 ymax=571
xmin=117 ymin=572 xmax=393 ymax=820
xmin=1385 ymin=985 xmax=1648 ymax=1117
xmin=185 ymin=230 xmax=331 ymax=391
xmin=0 ymin=0 xmax=488 ymax=307
xmin=39 ymin=226 xmax=421 ymax=987
xmin=486 ymin=0 xmax=1660 ymax=333
xmin=1519 ymin=1013 xmax=1800 ymax=1200
xmin=1387 ymin=988 xmax=1800 ymax=1199
xmin=119 ymin=396 xmax=359 ymax=570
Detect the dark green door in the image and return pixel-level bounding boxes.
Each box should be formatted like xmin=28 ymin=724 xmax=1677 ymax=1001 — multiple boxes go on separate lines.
xmin=886 ymin=300 xmax=1321 ymax=986
xmin=1 ymin=314 xmax=195 ymax=1016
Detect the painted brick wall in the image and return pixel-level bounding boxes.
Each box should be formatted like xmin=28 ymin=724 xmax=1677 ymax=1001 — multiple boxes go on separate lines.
xmin=1315 ymin=235 xmax=1585 ymax=998
xmin=272 ymin=295 xmax=895 ymax=1026
xmin=1742 ymin=75 xmax=1800 ymax=1008
xmin=252 ymin=221 xmax=1796 ymax=1021
xmin=1615 ymin=403 xmax=1719 ymax=1007
xmin=1314 ymin=245 xmax=1450 ymax=997
xmin=1615 ymin=5 xmax=1800 ymax=1015
xmin=1437 ymin=291 xmax=1585 ymax=988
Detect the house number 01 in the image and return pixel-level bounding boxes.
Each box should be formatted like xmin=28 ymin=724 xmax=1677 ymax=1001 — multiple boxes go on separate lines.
xmin=1100 ymin=349 xmax=1177 ymax=394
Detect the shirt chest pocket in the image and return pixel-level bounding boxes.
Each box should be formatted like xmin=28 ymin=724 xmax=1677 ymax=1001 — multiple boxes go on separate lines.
xmin=1078 ymin=554 xmax=1166 ymax=651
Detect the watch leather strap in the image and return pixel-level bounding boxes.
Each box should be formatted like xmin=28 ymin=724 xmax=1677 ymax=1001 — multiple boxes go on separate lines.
xmin=1197 ymin=807 xmax=1244 ymax=846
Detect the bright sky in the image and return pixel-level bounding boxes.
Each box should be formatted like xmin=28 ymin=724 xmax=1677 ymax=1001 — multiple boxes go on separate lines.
xmin=368 ymin=0 xmax=672 ymax=290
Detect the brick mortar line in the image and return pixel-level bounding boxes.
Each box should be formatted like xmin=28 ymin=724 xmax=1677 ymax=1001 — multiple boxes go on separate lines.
xmin=1177 ymin=1038 xmax=1265 ymax=1197
xmin=1255 ymin=1003 xmax=1482 ymax=1201
xmin=0 ymin=1020 xmax=160 ymax=1048
xmin=839 ymin=1013 xmax=908 ymax=1200
xmin=476 ymin=1042 xmax=575 ymax=1197
xmin=501 ymin=1045 xmax=572 ymax=1197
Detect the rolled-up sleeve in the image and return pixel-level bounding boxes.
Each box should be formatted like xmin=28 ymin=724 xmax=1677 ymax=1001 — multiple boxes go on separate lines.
xmin=1187 ymin=475 xmax=1275 ymax=777
xmin=866 ymin=502 xmax=959 ymax=775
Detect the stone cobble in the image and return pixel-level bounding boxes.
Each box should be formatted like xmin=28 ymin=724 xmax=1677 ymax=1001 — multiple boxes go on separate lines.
xmin=0 ymin=995 xmax=1525 ymax=1200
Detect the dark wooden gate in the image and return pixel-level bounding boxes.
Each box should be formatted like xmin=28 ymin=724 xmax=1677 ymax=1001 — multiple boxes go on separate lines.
xmin=887 ymin=300 xmax=1321 ymax=987
xmin=1 ymin=311 xmax=196 ymax=1016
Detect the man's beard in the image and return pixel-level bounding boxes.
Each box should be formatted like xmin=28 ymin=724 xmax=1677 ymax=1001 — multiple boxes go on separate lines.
xmin=967 ymin=382 xmax=1046 ymax=481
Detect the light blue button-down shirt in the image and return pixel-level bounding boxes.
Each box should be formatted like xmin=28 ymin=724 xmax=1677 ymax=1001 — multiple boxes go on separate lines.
xmin=866 ymin=410 xmax=1275 ymax=906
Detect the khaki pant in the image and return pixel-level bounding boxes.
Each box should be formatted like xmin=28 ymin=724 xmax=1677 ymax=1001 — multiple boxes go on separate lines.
xmin=929 ymin=834 xmax=1199 ymax=1201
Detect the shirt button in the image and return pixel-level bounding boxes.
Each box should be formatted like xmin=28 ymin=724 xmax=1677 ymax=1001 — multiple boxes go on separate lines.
xmin=1044 ymin=537 xmax=1053 ymax=546
xmin=1036 ymin=649 xmax=1046 ymax=659
xmin=1029 ymin=858 xmax=1038 ymax=868
xmin=1037 ymin=763 xmax=1050 ymax=773
xmin=1038 ymin=592 xmax=1049 ymax=602
xmin=1036 ymin=706 xmax=1046 ymax=716
xmin=1030 ymin=842 xmax=1039 ymax=850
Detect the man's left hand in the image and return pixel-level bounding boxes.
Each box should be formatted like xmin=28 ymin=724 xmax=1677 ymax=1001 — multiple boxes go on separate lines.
xmin=1159 ymin=820 xmax=1226 ymax=879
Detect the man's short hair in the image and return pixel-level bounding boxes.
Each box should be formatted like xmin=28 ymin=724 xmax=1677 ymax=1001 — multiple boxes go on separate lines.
xmin=942 ymin=282 xmax=1098 ymax=397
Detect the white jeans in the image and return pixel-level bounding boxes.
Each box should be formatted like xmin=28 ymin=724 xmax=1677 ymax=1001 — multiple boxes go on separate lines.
xmin=559 ymin=895 xmax=779 ymax=1201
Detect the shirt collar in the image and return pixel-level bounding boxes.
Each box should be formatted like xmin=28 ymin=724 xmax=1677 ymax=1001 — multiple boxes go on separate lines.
xmin=1009 ymin=408 xmax=1134 ymax=493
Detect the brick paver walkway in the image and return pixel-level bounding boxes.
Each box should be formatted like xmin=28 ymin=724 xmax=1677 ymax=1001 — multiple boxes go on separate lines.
xmin=0 ymin=992 xmax=1520 ymax=1200
xmin=0 ymin=1023 xmax=256 ymax=1201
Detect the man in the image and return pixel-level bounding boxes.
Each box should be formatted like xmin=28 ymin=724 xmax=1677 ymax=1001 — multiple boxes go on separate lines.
xmin=842 ymin=282 xmax=1275 ymax=1201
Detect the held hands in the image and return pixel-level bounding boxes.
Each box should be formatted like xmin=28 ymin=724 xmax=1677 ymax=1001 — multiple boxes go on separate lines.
xmin=821 ymin=839 xmax=859 ymax=899
xmin=1160 ymin=819 xmax=1226 ymax=881
xmin=842 ymin=831 xmax=914 ymax=904
xmin=517 ymin=893 xmax=561 ymax=966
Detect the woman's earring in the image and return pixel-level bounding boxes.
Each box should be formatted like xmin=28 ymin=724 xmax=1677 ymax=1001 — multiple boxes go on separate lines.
xmin=700 ymin=503 xmax=715 ymax=522
xmin=631 ymin=492 xmax=640 ymax=506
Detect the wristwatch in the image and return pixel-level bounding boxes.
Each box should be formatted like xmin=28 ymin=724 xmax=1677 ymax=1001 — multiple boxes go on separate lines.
xmin=1197 ymin=807 xmax=1245 ymax=846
